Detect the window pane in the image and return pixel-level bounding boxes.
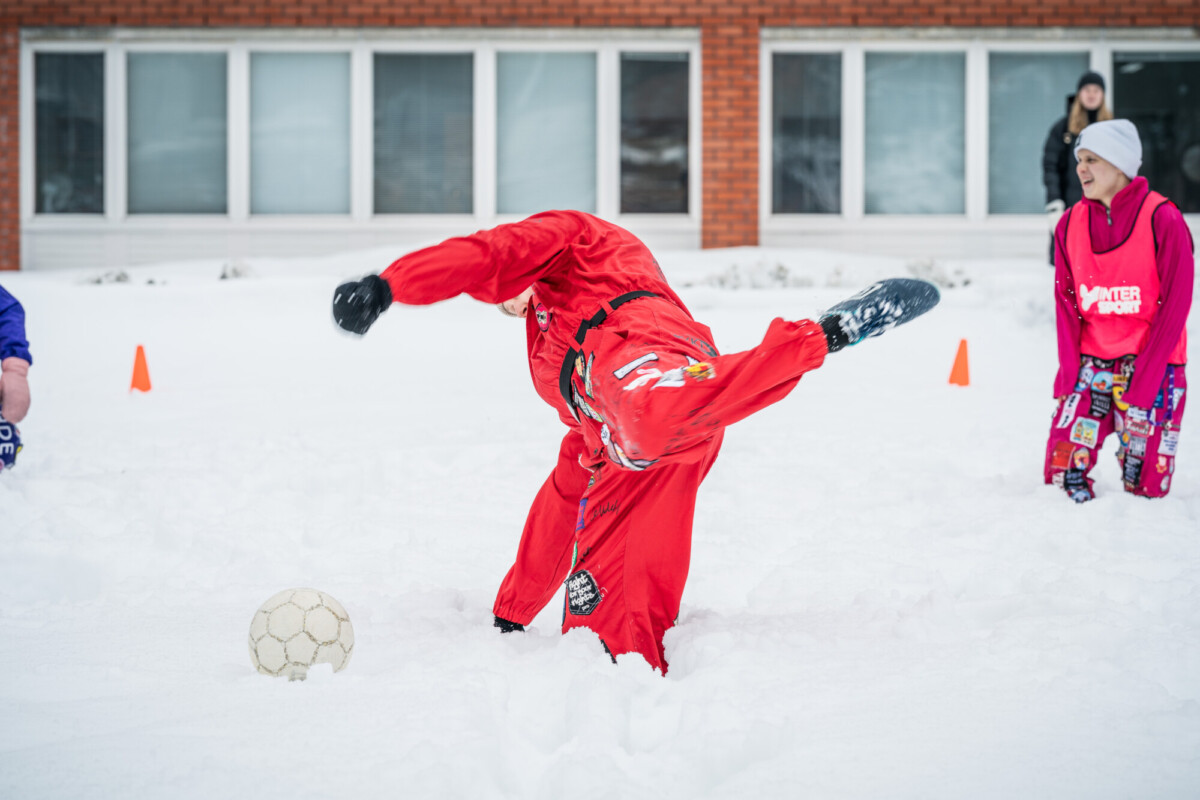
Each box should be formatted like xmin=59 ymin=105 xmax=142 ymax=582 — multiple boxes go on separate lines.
xmin=772 ymin=52 xmax=841 ymax=214
xmin=988 ymin=53 xmax=1089 ymax=214
xmin=497 ymin=52 xmax=596 ymax=214
xmin=620 ymin=53 xmax=688 ymax=214
xmin=251 ymin=53 xmax=349 ymax=215
xmin=1114 ymin=52 xmax=1200 ymax=213
xmin=865 ymin=52 xmax=965 ymax=214
xmin=128 ymin=53 xmax=227 ymax=214
xmin=374 ymin=53 xmax=473 ymax=214
xmin=35 ymin=53 xmax=104 ymax=214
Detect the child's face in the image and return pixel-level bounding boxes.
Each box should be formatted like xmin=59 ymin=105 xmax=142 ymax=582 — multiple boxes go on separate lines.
xmin=498 ymin=287 xmax=536 ymax=319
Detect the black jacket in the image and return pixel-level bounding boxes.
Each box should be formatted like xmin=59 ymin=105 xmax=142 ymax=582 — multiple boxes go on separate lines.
xmin=1042 ymin=95 xmax=1098 ymax=208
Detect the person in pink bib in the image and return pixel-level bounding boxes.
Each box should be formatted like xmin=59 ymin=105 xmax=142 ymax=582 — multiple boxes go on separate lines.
xmin=1044 ymin=119 xmax=1193 ymax=502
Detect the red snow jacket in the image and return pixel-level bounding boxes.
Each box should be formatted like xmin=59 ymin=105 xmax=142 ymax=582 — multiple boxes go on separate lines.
xmin=379 ymin=210 xmax=827 ymax=473
xmin=378 ymin=209 xmax=705 ymax=424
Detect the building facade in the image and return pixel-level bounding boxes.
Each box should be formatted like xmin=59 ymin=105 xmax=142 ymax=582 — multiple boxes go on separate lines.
xmin=2 ymin=2 xmax=1198 ymax=270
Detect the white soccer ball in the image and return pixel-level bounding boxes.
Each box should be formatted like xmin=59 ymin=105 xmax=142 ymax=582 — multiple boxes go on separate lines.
xmin=248 ymin=588 xmax=355 ymax=680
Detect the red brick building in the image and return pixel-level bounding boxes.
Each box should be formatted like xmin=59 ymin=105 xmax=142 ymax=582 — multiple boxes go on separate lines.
xmin=3 ymin=2 xmax=1198 ymax=269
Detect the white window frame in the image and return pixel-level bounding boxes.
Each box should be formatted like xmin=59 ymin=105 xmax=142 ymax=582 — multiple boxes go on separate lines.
xmin=19 ymin=29 xmax=702 ymax=268
xmin=760 ymin=30 xmax=1200 ymax=247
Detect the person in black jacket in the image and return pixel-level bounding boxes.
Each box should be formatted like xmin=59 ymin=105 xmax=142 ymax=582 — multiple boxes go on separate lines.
xmin=1042 ymin=71 xmax=1113 ymax=264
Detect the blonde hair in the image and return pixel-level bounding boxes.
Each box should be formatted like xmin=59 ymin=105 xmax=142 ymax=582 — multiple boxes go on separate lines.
xmin=1068 ymin=94 xmax=1113 ymax=135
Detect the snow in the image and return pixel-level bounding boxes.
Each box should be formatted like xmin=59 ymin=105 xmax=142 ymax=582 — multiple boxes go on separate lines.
xmin=1 ymin=244 xmax=1198 ymax=799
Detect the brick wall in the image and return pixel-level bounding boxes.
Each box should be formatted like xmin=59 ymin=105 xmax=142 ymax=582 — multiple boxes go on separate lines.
xmin=702 ymin=20 xmax=759 ymax=248
xmin=2 ymin=1 xmax=1196 ymax=268
xmin=1 ymin=27 xmax=17 ymax=271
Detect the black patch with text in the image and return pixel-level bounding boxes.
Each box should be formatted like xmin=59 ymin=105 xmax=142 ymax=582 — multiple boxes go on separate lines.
xmin=566 ymin=570 xmax=602 ymax=616
xmin=1088 ymin=393 xmax=1112 ymax=418
xmin=1063 ymin=469 xmax=1088 ymax=491
xmin=1123 ymin=455 xmax=1144 ymax=486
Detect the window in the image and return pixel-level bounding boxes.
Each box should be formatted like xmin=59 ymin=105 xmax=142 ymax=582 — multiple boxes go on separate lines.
xmin=620 ymin=53 xmax=689 ymax=214
xmin=374 ymin=53 xmax=473 ymax=214
xmin=497 ymin=52 xmax=597 ymax=215
xmin=1115 ymin=51 xmax=1200 ymax=213
xmin=771 ymin=52 xmax=841 ymax=214
xmin=768 ymin=40 xmax=1200 ymax=228
xmin=26 ymin=35 xmax=697 ymax=239
xmin=988 ymin=53 xmax=1089 ymax=214
xmin=864 ymin=52 xmax=965 ymax=215
xmin=251 ymin=53 xmax=351 ymax=215
xmin=35 ymin=53 xmax=104 ymax=214
xmin=127 ymin=52 xmax=227 ymax=214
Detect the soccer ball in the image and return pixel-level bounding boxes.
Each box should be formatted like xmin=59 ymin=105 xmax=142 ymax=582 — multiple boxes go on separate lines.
xmin=248 ymin=588 xmax=355 ymax=680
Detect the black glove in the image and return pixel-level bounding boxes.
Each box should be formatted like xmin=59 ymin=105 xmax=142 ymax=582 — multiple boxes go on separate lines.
xmin=332 ymin=275 xmax=393 ymax=335
xmin=493 ymin=615 xmax=525 ymax=633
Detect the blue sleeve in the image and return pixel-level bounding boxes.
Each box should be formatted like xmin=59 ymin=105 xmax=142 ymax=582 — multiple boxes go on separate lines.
xmin=0 ymin=284 xmax=33 ymax=365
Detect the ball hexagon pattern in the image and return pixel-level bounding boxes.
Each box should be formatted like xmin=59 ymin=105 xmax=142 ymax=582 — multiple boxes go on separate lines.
xmin=248 ymin=588 xmax=354 ymax=680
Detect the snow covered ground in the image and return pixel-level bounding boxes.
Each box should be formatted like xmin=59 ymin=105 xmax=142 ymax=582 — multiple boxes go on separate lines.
xmin=1 ymin=244 xmax=1198 ymax=799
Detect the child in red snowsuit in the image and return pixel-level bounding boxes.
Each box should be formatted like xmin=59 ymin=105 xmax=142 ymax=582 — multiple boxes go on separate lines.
xmin=333 ymin=211 xmax=938 ymax=672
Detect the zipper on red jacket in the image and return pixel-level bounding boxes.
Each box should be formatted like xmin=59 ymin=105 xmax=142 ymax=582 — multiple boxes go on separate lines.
xmin=1106 ymin=206 xmax=1112 ymax=226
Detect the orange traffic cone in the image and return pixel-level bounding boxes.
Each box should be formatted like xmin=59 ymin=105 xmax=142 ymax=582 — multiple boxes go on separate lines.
xmin=948 ymin=339 xmax=969 ymax=387
xmin=130 ymin=345 xmax=152 ymax=392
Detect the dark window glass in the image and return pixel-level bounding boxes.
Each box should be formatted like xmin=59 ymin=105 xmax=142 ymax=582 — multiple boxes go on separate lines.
xmin=35 ymin=53 xmax=104 ymax=214
xmin=620 ymin=53 xmax=688 ymax=214
xmin=251 ymin=52 xmax=350 ymax=215
xmin=497 ymin=52 xmax=596 ymax=214
xmin=127 ymin=53 xmax=228 ymax=214
xmin=1114 ymin=52 xmax=1200 ymax=213
xmin=988 ymin=52 xmax=1089 ymax=214
xmin=772 ymin=53 xmax=841 ymax=214
xmin=374 ymin=54 xmax=473 ymax=214
xmin=865 ymin=52 xmax=965 ymax=215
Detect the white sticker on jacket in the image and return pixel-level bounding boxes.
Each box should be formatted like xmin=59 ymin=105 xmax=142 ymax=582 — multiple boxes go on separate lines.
xmin=623 ymin=368 xmax=665 ymax=392
xmin=613 ymin=353 xmax=658 ymax=380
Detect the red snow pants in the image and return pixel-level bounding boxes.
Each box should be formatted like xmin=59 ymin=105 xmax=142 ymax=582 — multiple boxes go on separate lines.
xmin=495 ymin=299 xmax=829 ymax=672
xmin=1043 ymin=355 xmax=1187 ymax=499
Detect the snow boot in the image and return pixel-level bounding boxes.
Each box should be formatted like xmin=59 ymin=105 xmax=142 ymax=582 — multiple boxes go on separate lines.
xmin=819 ymin=278 xmax=941 ymax=352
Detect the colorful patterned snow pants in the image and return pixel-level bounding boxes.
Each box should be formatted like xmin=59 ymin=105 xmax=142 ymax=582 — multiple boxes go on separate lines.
xmin=1044 ymin=355 xmax=1187 ymax=500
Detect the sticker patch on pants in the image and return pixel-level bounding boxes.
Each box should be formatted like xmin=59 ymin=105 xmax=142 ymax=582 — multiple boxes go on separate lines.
xmin=566 ymin=570 xmax=602 ymax=616
xmin=1056 ymin=394 xmax=1081 ymax=428
xmin=1070 ymin=417 xmax=1100 ymax=448
xmin=1123 ymin=455 xmax=1144 ymax=486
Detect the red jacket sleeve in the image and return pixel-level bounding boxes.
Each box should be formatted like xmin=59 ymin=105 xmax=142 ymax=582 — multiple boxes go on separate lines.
xmin=378 ymin=211 xmax=591 ymax=306
xmin=1125 ymin=202 xmax=1194 ymax=407
xmin=1052 ymin=212 xmax=1083 ymax=398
